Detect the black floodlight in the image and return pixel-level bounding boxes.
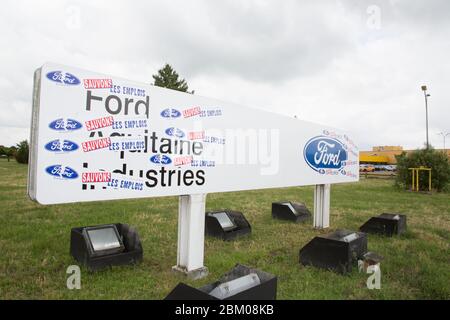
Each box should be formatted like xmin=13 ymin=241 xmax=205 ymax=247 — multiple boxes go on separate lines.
xmin=359 ymin=213 xmax=407 ymax=236
xmin=70 ymin=223 xmax=143 ymax=271
xmin=205 ymin=210 xmax=251 ymax=240
xmin=165 ymin=264 xmax=277 ymax=300
xmin=299 ymin=229 xmax=368 ymax=274
xmin=272 ymin=201 xmax=311 ymax=223
xmin=358 ymin=251 xmax=384 ymax=272
xmin=82 ymin=225 xmax=125 ymax=257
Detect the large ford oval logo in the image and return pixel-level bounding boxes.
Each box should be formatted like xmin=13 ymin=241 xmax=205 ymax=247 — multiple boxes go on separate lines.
xmin=49 ymin=118 xmax=82 ymax=131
xmin=44 ymin=140 xmax=79 ymax=152
xmin=45 ymin=165 xmax=78 ymax=179
xmin=165 ymin=127 xmax=185 ymax=138
xmin=46 ymin=71 xmax=80 ymax=85
xmin=150 ymin=154 xmax=172 ymax=165
xmin=304 ymin=136 xmax=347 ymax=172
xmin=160 ymin=108 xmax=181 ymax=118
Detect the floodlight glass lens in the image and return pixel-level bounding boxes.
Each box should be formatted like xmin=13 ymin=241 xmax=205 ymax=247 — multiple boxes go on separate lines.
xmin=87 ymin=227 xmax=121 ymax=252
xmin=342 ymin=233 xmax=358 ymax=242
xmin=281 ymin=202 xmax=298 ymax=215
xmin=213 ymin=212 xmax=236 ymax=230
xmin=209 ymin=273 xmax=261 ymax=299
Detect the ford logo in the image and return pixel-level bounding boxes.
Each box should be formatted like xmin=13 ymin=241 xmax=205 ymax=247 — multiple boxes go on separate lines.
xmin=49 ymin=118 xmax=82 ymax=131
xmin=165 ymin=127 xmax=185 ymax=138
xmin=160 ymin=108 xmax=181 ymax=118
xmin=304 ymin=136 xmax=348 ymax=172
xmin=45 ymin=165 xmax=78 ymax=179
xmin=44 ymin=139 xmax=79 ymax=153
xmin=46 ymin=71 xmax=80 ymax=85
xmin=150 ymin=154 xmax=172 ymax=165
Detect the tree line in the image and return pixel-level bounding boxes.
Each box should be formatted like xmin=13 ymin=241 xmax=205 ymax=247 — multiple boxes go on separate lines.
xmin=0 ymin=140 xmax=28 ymax=164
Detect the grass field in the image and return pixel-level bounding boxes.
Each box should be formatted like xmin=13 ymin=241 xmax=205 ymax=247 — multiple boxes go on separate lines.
xmin=0 ymin=158 xmax=449 ymax=300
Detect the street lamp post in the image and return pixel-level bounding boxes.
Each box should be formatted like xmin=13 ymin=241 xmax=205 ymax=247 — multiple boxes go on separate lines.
xmin=421 ymin=85 xmax=430 ymax=149
xmin=437 ymin=132 xmax=450 ymax=152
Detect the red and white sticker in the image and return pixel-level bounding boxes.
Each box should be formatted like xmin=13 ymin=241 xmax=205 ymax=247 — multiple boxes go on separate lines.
xmin=183 ymin=107 xmax=201 ymax=118
xmin=83 ymin=78 xmax=113 ymax=89
xmin=188 ymin=131 xmax=205 ymax=140
xmin=85 ymin=116 xmax=114 ymax=131
xmin=82 ymin=172 xmax=111 ymax=183
xmin=174 ymin=156 xmax=193 ymax=166
xmin=81 ymin=137 xmax=111 ymax=152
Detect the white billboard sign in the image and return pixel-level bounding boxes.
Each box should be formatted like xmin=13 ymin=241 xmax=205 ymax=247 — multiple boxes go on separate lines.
xmin=28 ymin=63 xmax=359 ymax=205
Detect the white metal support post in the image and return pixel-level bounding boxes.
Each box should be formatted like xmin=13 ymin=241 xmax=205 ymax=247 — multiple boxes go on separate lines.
xmin=172 ymin=194 xmax=209 ymax=280
xmin=314 ymin=184 xmax=330 ymax=229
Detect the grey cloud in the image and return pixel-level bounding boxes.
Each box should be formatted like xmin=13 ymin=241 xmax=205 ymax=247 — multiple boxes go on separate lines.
xmin=121 ymin=1 xmax=360 ymax=82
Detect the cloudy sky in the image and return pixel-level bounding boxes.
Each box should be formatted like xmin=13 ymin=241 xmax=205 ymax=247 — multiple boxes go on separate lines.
xmin=0 ymin=0 xmax=449 ymax=150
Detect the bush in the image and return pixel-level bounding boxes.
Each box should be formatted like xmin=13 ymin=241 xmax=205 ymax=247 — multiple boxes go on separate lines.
xmin=0 ymin=146 xmax=6 ymax=159
xmin=395 ymin=147 xmax=449 ymax=192
xmin=0 ymin=146 xmax=16 ymax=162
xmin=15 ymin=140 xmax=29 ymax=164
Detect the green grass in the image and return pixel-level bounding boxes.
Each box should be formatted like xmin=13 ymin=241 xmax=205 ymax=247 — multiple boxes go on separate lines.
xmin=0 ymin=158 xmax=449 ymax=299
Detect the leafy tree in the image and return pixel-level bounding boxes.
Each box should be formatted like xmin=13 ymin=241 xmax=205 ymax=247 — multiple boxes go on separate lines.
xmin=0 ymin=146 xmax=16 ymax=162
xmin=14 ymin=140 xmax=29 ymax=164
xmin=8 ymin=146 xmax=17 ymax=161
xmin=395 ymin=146 xmax=449 ymax=192
xmin=152 ymin=64 xmax=193 ymax=93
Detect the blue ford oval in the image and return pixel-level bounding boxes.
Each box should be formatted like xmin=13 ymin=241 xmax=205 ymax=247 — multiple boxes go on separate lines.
xmin=44 ymin=140 xmax=79 ymax=152
xmin=165 ymin=127 xmax=185 ymax=138
xmin=48 ymin=118 xmax=82 ymax=131
xmin=46 ymin=71 xmax=80 ymax=85
xmin=150 ymin=154 xmax=172 ymax=165
xmin=304 ymin=136 xmax=347 ymax=172
xmin=160 ymin=108 xmax=181 ymax=118
xmin=45 ymin=165 xmax=79 ymax=179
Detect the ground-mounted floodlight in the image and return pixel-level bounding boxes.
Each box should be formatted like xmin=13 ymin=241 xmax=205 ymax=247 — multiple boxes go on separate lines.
xmin=205 ymin=210 xmax=251 ymax=240
xmin=359 ymin=213 xmax=407 ymax=236
xmin=299 ymin=229 xmax=368 ymax=274
xmin=272 ymin=201 xmax=311 ymax=223
xmin=70 ymin=223 xmax=143 ymax=271
xmin=165 ymin=264 xmax=277 ymax=300
xmin=359 ymin=251 xmax=384 ymax=272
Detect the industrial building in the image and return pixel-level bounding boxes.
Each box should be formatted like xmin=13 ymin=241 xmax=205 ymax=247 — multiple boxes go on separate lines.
xmin=359 ymin=146 xmax=450 ymax=164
